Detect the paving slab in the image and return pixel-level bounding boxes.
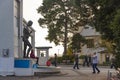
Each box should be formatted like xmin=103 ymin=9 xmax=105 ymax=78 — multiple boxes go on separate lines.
xmin=0 ymin=65 xmax=116 ymax=80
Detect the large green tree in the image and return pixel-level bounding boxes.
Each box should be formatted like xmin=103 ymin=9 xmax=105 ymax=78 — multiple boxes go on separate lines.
xmin=75 ymin=0 xmax=120 ymax=68
xmin=110 ymin=9 xmax=120 ymax=68
xmin=37 ymin=0 xmax=90 ymax=55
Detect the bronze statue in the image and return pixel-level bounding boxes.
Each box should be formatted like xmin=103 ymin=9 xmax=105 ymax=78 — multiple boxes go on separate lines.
xmin=23 ymin=20 xmax=33 ymax=58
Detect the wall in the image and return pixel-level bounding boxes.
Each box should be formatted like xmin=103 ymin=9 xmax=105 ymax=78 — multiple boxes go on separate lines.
xmin=0 ymin=0 xmax=23 ymax=76
xmin=0 ymin=0 xmax=14 ymax=75
xmin=80 ymin=25 xmax=106 ymax=64
xmin=0 ymin=0 xmax=14 ymax=57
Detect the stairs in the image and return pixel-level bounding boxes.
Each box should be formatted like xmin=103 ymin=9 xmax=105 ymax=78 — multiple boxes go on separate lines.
xmin=33 ymin=66 xmax=61 ymax=76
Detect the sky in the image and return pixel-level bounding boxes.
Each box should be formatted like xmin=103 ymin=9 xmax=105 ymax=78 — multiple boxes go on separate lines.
xmin=23 ymin=0 xmax=63 ymax=56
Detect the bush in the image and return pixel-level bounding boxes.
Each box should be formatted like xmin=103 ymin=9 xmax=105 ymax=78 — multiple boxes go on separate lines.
xmin=102 ymin=61 xmax=111 ymax=66
xmin=79 ymin=55 xmax=85 ymax=59
xmin=62 ymin=55 xmax=74 ymax=64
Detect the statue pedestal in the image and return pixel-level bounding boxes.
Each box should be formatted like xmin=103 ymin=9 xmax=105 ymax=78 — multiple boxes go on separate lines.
xmin=14 ymin=58 xmax=61 ymax=76
xmin=0 ymin=57 xmax=14 ymax=76
xmin=14 ymin=58 xmax=34 ymax=76
xmin=33 ymin=66 xmax=61 ymax=76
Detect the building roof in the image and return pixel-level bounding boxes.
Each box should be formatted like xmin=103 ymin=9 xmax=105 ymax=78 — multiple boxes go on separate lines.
xmin=80 ymin=25 xmax=100 ymax=37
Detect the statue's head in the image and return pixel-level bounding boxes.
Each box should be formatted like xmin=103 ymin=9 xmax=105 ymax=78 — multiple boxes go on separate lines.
xmin=27 ymin=20 xmax=33 ymax=26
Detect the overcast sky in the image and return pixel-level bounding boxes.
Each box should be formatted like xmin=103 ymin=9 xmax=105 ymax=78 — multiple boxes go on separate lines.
xmin=23 ymin=0 xmax=63 ymax=56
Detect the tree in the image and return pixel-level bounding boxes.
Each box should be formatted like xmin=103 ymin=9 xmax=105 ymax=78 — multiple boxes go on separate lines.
xmin=75 ymin=0 xmax=120 ymax=68
xmin=37 ymin=0 xmax=89 ymax=55
xmin=88 ymin=0 xmax=120 ymax=69
xmin=109 ymin=9 xmax=120 ymax=68
xmin=70 ymin=33 xmax=86 ymax=53
xmin=67 ymin=46 xmax=73 ymax=55
xmin=100 ymin=40 xmax=114 ymax=54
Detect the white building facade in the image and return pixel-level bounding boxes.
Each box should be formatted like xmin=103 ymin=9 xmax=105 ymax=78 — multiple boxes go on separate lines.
xmin=80 ymin=25 xmax=106 ymax=64
xmin=0 ymin=0 xmax=23 ymax=76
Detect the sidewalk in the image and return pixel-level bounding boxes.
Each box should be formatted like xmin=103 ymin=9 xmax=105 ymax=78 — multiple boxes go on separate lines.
xmin=0 ymin=65 xmax=116 ymax=80
xmin=39 ymin=66 xmax=116 ymax=80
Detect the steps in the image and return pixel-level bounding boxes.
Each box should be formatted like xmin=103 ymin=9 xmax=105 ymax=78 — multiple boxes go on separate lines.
xmin=33 ymin=66 xmax=61 ymax=76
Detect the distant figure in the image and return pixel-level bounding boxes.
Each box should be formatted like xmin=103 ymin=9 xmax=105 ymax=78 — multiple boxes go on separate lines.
xmin=83 ymin=54 xmax=89 ymax=67
xmin=88 ymin=54 xmax=92 ymax=66
xmin=54 ymin=53 xmax=57 ymax=67
xmin=110 ymin=56 xmax=115 ymax=69
xmin=46 ymin=60 xmax=51 ymax=66
xmin=30 ymin=49 xmax=39 ymax=64
xmin=91 ymin=52 xmax=100 ymax=74
xmin=32 ymin=63 xmax=39 ymax=69
xmin=23 ymin=20 xmax=33 ymax=58
xmin=73 ymin=54 xmax=79 ymax=69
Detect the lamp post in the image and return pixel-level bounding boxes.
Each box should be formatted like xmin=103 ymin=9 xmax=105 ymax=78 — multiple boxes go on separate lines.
xmin=58 ymin=49 xmax=59 ymax=56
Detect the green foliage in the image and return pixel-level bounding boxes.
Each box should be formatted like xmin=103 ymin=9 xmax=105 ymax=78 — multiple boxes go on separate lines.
xmin=37 ymin=0 xmax=92 ymax=55
xmin=110 ymin=9 xmax=120 ymax=39
xmin=62 ymin=55 xmax=69 ymax=60
xmin=62 ymin=54 xmax=74 ymax=63
xmin=37 ymin=0 xmax=82 ymax=45
xmin=70 ymin=33 xmax=86 ymax=52
xmin=37 ymin=0 xmax=120 ymax=67
xmin=79 ymin=55 xmax=85 ymax=59
xmin=85 ymin=0 xmax=120 ymax=41
xmin=102 ymin=62 xmax=111 ymax=66
xmin=115 ymin=52 xmax=120 ymax=69
xmin=67 ymin=46 xmax=73 ymax=55
xmin=57 ymin=57 xmax=63 ymax=63
xmin=79 ymin=0 xmax=120 ymax=68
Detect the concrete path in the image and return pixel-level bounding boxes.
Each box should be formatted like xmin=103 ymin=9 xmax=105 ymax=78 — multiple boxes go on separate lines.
xmin=40 ymin=65 xmax=116 ymax=80
xmin=0 ymin=65 xmax=116 ymax=80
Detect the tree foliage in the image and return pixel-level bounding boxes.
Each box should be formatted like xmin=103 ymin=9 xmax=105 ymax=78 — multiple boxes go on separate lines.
xmin=70 ymin=33 xmax=86 ymax=52
xmin=37 ymin=0 xmax=80 ymax=45
xmin=37 ymin=0 xmax=92 ymax=55
xmin=83 ymin=0 xmax=120 ymax=40
xmin=75 ymin=0 xmax=120 ymax=68
xmin=110 ymin=9 xmax=120 ymax=68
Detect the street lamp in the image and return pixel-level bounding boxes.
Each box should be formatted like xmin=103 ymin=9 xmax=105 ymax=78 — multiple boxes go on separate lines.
xmin=58 ymin=49 xmax=59 ymax=56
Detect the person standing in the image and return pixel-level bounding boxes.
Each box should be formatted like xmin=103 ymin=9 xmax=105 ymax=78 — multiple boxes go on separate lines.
xmin=88 ymin=54 xmax=92 ymax=66
xmin=110 ymin=56 xmax=115 ymax=69
xmin=83 ymin=54 xmax=89 ymax=67
xmin=92 ymin=52 xmax=100 ymax=74
xmin=23 ymin=20 xmax=33 ymax=58
xmin=30 ymin=49 xmax=39 ymax=65
xmin=73 ymin=54 xmax=79 ymax=69
xmin=54 ymin=53 xmax=57 ymax=67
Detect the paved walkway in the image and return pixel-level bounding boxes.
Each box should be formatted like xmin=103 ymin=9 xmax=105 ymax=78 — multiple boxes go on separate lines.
xmin=0 ymin=65 xmax=116 ymax=80
xmin=40 ymin=65 xmax=116 ymax=80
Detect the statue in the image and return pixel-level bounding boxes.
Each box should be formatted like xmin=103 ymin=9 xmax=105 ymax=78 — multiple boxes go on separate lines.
xmin=23 ymin=20 xmax=33 ymax=58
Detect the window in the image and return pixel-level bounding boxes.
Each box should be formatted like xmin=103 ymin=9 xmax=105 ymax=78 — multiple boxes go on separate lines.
xmin=39 ymin=51 xmax=46 ymax=57
xmin=86 ymin=39 xmax=94 ymax=48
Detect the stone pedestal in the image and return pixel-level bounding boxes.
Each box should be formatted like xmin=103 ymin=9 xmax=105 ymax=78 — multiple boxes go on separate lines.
xmin=14 ymin=58 xmax=34 ymax=76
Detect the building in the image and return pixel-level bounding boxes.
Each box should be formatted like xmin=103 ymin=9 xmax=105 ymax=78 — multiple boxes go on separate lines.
xmin=0 ymin=0 xmax=36 ymax=76
xmin=36 ymin=47 xmax=52 ymax=65
xmin=0 ymin=0 xmax=23 ymax=75
xmin=80 ymin=25 xmax=107 ymax=64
